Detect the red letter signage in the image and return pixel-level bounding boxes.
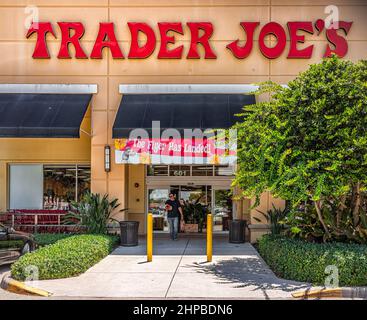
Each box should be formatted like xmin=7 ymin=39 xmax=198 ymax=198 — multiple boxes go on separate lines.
xmin=57 ymin=22 xmax=87 ymax=59
xmin=187 ymin=22 xmax=217 ymax=59
xmin=91 ymin=22 xmax=124 ymax=59
xmin=26 ymin=22 xmax=56 ymax=59
xmin=287 ymin=22 xmax=314 ymax=58
xmin=324 ymin=21 xmax=353 ymax=58
xmin=158 ymin=22 xmax=184 ymax=59
xmin=226 ymin=22 xmax=259 ymax=59
xmin=128 ymin=22 xmax=156 ymax=59
xmin=26 ymin=19 xmax=353 ymax=61
xmin=258 ymin=22 xmax=286 ymax=59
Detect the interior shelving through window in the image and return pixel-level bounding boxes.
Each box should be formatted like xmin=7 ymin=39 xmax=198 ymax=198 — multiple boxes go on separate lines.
xmin=8 ymin=164 xmax=91 ymax=210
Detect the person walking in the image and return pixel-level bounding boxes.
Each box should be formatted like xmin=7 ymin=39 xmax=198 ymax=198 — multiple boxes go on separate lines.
xmin=165 ymin=193 xmax=184 ymax=240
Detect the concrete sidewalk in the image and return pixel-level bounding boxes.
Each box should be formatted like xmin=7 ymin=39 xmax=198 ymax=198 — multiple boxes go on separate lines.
xmin=30 ymin=235 xmax=311 ymax=299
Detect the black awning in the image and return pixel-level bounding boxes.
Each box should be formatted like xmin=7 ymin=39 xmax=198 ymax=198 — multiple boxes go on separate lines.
xmin=0 ymin=93 xmax=92 ymax=138
xmin=112 ymin=94 xmax=255 ymax=138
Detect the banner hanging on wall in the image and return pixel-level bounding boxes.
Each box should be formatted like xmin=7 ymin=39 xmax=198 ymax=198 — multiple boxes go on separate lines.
xmin=114 ymin=138 xmax=237 ymax=165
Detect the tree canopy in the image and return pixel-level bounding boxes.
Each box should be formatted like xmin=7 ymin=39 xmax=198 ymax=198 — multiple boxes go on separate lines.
xmin=234 ymin=56 xmax=367 ymax=241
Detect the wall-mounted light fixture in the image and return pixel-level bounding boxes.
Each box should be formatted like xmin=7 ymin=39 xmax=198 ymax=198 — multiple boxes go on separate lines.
xmin=104 ymin=145 xmax=111 ymax=172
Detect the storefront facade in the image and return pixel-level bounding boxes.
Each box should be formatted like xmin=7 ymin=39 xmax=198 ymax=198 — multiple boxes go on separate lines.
xmin=0 ymin=0 xmax=366 ymax=242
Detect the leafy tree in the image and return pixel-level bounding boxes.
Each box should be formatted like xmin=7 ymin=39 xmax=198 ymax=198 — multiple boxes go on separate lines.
xmin=234 ymin=55 xmax=367 ymax=242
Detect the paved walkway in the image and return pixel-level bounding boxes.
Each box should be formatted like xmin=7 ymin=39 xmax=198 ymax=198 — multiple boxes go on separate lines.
xmin=31 ymin=235 xmax=311 ymax=299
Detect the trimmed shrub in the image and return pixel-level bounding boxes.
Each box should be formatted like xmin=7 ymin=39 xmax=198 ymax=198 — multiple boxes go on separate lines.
xmin=33 ymin=233 xmax=76 ymax=247
xmin=258 ymin=235 xmax=367 ymax=286
xmin=12 ymin=234 xmax=119 ymax=281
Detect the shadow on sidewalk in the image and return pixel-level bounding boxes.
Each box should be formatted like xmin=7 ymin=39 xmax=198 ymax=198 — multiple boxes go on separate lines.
xmin=187 ymin=257 xmax=310 ymax=293
xmin=111 ymin=235 xmax=251 ymax=256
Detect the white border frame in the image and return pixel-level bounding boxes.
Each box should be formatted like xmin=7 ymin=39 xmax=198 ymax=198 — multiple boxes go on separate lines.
xmin=119 ymin=84 xmax=260 ymax=94
xmin=0 ymin=84 xmax=98 ymax=94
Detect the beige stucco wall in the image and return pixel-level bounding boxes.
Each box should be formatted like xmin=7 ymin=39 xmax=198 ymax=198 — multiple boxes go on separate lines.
xmin=0 ymin=0 xmax=366 ymax=239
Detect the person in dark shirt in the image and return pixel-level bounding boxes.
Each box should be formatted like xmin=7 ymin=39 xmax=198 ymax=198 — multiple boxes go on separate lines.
xmin=165 ymin=193 xmax=184 ymax=240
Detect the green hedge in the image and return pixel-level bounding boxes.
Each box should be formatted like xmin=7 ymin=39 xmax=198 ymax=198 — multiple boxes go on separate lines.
xmin=33 ymin=233 xmax=76 ymax=247
xmin=258 ymin=235 xmax=367 ymax=286
xmin=12 ymin=234 xmax=119 ymax=281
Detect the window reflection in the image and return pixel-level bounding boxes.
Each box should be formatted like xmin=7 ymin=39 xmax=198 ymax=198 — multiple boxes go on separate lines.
xmin=77 ymin=166 xmax=91 ymax=201
xmin=43 ymin=165 xmax=90 ymax=210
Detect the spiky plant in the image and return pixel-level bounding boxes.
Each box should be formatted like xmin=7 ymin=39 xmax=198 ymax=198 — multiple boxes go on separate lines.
xmin=66 ymin=192 xmax=127 ymax=234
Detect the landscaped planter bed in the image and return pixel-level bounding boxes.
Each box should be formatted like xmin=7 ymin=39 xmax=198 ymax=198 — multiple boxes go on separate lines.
xmin=11 ymin=234 xmax=119 ymax=281
xmin=258 ymin=235 xmax=367 ymax=286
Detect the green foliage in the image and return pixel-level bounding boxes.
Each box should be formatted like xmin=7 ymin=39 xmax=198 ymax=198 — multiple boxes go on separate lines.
xmin=66 ymin=192 xmax=127 ymax=234
xmin=254 ymin=203 xmax=288 ymax=235
xmin=234 ymin=56 xmax=367 ymax=242
xmin=284 ymin=206 xmax=325 ymax=242
xmin=182 ymin=201 xmax=208 ymax=232
xmin=286 ymin=202 xmax=367 ymax=243
xmin=258 ymin=235 xmax=367 ymax=286
xmin=11 ymin=234 xmax=119 ymax=281
xmin=33 ymin=233 xmax=75 ymax=247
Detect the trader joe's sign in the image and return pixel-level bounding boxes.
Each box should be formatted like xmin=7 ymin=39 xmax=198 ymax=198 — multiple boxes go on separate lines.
xmin=114 ymin=138 xmax=237 ymax=165
xmin=26 ymin=20 xmax=352 ymax=60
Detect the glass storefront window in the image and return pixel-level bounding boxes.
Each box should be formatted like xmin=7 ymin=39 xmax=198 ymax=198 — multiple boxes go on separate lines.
xmin=43 ymin=165 xmax=91 ymax=210
xmin=77 ymin=166 xmax=91 ymax=201
xmin=9 ymin=164 xmax=43 ymax=210
xmin=9 ymin=164 xmax=90 ymax=211
xmin=147 ymin=165 xmax=168 ymax=176
xmin=148 ymin=188 xmax=170 ymax=232
xmin=43 ymin=165 xmax=76 ymax=210
xmin=214 ymin=165 xmax=235 ymax=176
xmin=191 ymin=165 xmax=213 ymax=176
xmin=147 ymin=165 xmax=234 ymax=177
xmin=213 ymin=189 xmax=233 ymax=232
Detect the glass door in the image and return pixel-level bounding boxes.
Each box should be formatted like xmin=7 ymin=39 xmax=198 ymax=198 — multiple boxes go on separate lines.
xmin=177 ymin=185 xmax=211 ymax=233
xmin=147 ymin=188 xmax=170 ymax=232
xmin=213 ymin=188 xmax=233 ymax=232
xmin=147 ymin=185 xmax=233 ymax=234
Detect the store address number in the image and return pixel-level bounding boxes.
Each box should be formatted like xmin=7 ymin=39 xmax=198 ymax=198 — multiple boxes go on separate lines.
xmin=173 ymin=170 xmax=187 ymax=176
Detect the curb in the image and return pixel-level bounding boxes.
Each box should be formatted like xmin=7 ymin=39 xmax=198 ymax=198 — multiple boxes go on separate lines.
xmin=1 ymin=273 xmax=52 ymax=297
xmin=292 ymin=287 xmax=367 ymax=299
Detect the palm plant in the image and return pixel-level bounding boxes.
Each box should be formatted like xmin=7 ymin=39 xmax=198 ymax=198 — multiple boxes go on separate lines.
xmin=254 ymin=203 xmax=288 ymax=235
xmin=66 ymin=192 xmax=127 ymax=234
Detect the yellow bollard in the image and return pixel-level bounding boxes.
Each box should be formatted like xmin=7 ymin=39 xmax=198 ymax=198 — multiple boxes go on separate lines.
xmin=147 ymin=213 xmax=153 ymax=262
xmin=207 ymin=213 xmax=212 ymax=262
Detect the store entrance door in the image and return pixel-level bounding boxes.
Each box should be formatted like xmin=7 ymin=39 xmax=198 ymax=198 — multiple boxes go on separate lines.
xmin=171 ymin=185 xmax=211 ymax=233
xmin=147 ymin=185 xmax=232 ymax=234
